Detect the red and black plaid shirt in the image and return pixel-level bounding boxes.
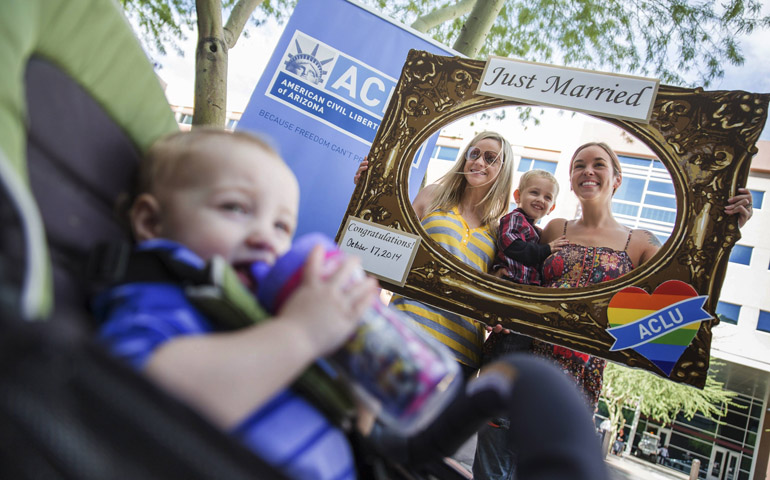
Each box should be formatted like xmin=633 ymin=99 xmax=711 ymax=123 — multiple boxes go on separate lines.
xmin=493 ymin=208 xmax=550 ymax=285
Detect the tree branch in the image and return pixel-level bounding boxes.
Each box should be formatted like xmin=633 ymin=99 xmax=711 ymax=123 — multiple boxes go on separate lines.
xmin=411 ymin=0 xmax=476 ymax=33
xmin=224 ymin=0 xmax=264 ymax=49
xmin=195 ymin=0 xmax=223 ymax=39
xmin=452 ymin=0 xmax=505 ymax=57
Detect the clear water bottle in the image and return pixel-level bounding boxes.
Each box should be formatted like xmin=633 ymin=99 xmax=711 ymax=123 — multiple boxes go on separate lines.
xmin=253 ymin=233 xmax=460 ymax=433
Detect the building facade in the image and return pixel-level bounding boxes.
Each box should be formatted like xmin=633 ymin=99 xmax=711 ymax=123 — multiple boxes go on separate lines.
xmin=170 ymin=105 xmax=242 ymax=131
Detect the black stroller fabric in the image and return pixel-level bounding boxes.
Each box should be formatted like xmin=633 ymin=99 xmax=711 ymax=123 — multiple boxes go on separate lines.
xmin=0 ymin=313 xmax=288 ymax=480
xmin=25 ymin=57 xmax=142 ymax=327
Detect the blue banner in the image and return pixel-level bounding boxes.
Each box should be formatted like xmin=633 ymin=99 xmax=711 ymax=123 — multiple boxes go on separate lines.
xmin=238 ymin=0 xmax=457 ymax=238
xmin=607 ymin=296 xmax=711 ymax=351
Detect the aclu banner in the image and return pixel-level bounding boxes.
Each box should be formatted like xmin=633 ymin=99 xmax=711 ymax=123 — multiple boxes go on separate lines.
xmin=238 ymin=0 xmax=457 ymax=238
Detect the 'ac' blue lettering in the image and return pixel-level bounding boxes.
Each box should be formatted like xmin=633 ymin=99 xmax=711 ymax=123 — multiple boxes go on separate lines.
xmin=326 ymin=55 xmax=396 ymax=116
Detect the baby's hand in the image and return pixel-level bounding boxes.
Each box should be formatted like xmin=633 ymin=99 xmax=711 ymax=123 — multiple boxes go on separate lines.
xmin=549 ymin=235 xmax=568 ymax=253
xmin=276 ymin=246 xmax=379 ymax=357
xmin=353 ymin=158 xmax=369 ymax=185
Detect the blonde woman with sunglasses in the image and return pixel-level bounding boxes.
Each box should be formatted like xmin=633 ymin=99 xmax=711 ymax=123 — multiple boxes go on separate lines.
xmin=355 ymin=131 xmax=514 ymax=377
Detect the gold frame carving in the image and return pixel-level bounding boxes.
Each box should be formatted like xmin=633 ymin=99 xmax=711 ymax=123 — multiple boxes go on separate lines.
xmin=338 ymin=50 xmax=769 ymax=387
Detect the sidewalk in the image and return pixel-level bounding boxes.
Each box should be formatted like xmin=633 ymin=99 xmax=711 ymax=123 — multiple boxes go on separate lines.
xmin=452 ymin=434 xmax=690 ymax=480
xmin=606 ymin=453 xmax=690 ymax=480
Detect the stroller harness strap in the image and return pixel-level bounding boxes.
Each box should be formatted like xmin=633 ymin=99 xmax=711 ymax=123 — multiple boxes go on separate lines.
xmin=89 ymin=241 xmax=356 ymax=427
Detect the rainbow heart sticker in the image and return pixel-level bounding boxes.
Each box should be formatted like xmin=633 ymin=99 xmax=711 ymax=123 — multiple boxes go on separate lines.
xmin=607 ymin=280 xmax=711 ymax=376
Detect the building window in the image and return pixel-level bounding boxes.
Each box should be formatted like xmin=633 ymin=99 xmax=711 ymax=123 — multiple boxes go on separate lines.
xmin=178 ymin=114 xmax=193 ymax=125
xmin=518 ymin=157 xmax=557 ymax=174
xmin=716 ymin=301 xmax=741 ymax=325
xmin=758 ymin=311 xmax=770 ymax=333
xmin=614 ymin=177 xmax=646 ymax=203
xmin=729 ymin=245 xmax=752 ymax=266
xmin=611 ymin=155 xmax=676 ymax=242
xmin=748 ymin=189 xmax=764 ymax=209
xmin=432 ymin=145 xmax=460 ymax=161
xmin=226 ymin=118 xmax=239 ymax=130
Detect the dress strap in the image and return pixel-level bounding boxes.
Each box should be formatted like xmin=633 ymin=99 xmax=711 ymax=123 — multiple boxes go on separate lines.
xmin=623 ymin=229 xmax=633 ymax=251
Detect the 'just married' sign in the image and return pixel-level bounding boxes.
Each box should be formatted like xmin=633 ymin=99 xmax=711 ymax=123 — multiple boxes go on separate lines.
xmin=477 ymin=56 xmax=659 ymax=123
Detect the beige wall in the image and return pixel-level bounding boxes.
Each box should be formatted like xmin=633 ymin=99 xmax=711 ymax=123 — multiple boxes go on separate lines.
xmin=752 ymin=140 xmax=770 ymax=174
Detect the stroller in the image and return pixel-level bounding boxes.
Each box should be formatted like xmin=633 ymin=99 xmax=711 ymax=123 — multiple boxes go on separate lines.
xmin=0 ymin=1 xmax=607 ymax=479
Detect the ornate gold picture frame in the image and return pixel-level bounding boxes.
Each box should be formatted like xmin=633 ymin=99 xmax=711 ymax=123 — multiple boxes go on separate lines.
xmin=338 ymin=50 xmax=769 ymax=387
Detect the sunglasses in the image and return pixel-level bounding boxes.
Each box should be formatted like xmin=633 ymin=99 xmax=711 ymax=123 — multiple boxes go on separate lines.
xmin=465 ymin=147 xmax=502 ymax=166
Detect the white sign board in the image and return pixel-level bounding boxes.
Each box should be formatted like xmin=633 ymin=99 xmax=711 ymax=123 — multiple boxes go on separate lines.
xmin=477 ymin=56 xmax=659 ymax=123
xmin=338 ymin=216 xmax=421 ymax=286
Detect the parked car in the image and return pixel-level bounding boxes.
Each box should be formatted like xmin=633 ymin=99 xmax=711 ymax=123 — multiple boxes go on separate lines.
xmin=635 ymin=432 xmax=660 ymax=463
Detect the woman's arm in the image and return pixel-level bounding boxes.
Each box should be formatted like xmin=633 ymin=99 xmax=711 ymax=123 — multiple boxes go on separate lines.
xmin=633 ymin=189 xmax=753 ymax=267
xmin=634 ymin=230 xmax=662 ymax=267
xmin=412 ymin=184 xmax=438 ymax=220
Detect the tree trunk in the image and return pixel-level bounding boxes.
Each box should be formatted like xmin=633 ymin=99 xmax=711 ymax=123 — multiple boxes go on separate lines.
xmin=411 ymin=0 xmax=477 ymax=33
xmin=194 ymin=0 xmax=227 ymax=127
xmin=451 ymin=0 xmax=505 ymax=57
xmin=625 ymin=399 xmax=642 ymax=455
xmin=606 ymin=397 xmax=624 ymax=455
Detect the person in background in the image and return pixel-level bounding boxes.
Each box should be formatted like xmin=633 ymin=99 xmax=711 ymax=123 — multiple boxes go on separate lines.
xmin=533 ymin=141 xmax=753 ymax=411
xmin=658 ymin=445 xmax=670 ymax=465
xmin=354 ymin=131 xmax=515 ymax=379
xmin=612 ymin=430 xmax=625 ymax=456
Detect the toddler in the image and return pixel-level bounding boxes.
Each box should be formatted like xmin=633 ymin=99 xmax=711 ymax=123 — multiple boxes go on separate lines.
xmin=94 ymin=128 xmax=378 ymax=480
xmin=473 ymin=169 xmax=566 ymax=480
xmin=494 ymin=169 xmax=566 ymax=287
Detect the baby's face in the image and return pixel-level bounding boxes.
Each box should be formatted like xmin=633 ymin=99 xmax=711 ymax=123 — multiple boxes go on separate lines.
xmin=515 ymin=176 xmax=558 ymax=221
xmin=151 ymin=139 xmax=299 ymax=269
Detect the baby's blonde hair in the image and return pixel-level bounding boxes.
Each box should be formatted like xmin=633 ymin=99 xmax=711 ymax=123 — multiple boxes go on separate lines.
xmin=118 ymin=128 xmax=281 ymax=227
xmin=138 ymin=127 xmax=280 ymax=196
xmin=517 ymin=169 xmax=560 ymax=198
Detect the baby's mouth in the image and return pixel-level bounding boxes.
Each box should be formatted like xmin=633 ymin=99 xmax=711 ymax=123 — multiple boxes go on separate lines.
xmin=233 ymin=263 xmax=257 ymax=290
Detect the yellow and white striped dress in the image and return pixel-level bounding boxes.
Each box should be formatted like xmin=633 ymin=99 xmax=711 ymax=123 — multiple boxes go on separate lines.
xmin=391 ymin=206 xmax=495 ymax=369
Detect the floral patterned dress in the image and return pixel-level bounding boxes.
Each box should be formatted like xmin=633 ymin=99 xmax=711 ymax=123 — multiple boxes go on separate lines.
xmin=530 ymin=222 xmax=633 ymax=408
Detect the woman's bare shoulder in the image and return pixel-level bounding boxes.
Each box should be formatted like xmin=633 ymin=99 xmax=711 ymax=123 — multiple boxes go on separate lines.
xmin=540 ymin=217 xmax=568 ymax=243
xmin=628 ymin=228 xmax=662 ymax=267
xmin=630 ymin=228 xmax=662 ymax=249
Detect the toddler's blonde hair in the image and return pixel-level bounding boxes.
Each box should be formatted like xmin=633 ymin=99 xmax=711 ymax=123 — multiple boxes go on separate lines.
xmin=517 ymin=169 xmax=560 ymax=199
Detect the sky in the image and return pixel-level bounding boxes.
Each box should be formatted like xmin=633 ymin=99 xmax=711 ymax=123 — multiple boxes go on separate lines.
xmin=155 ymin=9 xmax=770 ymax=141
